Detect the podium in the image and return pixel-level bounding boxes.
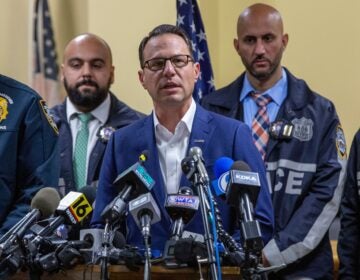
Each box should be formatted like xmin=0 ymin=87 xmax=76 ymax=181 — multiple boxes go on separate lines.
xmin=9 ymin=265 xmax=241 ymax=280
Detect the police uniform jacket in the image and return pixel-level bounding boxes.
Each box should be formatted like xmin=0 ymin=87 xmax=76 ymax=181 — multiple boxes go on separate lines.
xmin=91 ymin=104 xmax=274 ymax=253
xmin=51 ymin=92 xmax=144 ymax=195
xmin=201 ymin=68 xmax=347 ymax=279
xmin=0 ymin=74 xmax=59 ymax=235
xmin=338 ymin=129 xmax=360 ymax=279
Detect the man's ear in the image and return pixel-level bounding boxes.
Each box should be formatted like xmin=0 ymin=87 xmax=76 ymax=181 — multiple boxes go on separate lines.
xmin=138 ymin=69 xmax=147 ymax=90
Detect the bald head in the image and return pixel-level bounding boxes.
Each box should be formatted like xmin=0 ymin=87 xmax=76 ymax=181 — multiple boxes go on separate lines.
xmin=237 ymin=4 xmax=284 ymax=37
xmin=63 ymin=33 xmax=113 ymax=64
xmin=61 ymin=33 xmax=115 ymax=112
xmin=234 ymin=3 xmax=288 ymax=89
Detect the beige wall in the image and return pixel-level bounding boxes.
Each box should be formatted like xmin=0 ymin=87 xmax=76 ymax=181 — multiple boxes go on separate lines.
xmin=0 ymin=0 xmax=359 ymax=147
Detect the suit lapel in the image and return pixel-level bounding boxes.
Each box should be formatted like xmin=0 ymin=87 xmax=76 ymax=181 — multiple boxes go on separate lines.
xmin=136 ymin=115 xmax=171 ymax=224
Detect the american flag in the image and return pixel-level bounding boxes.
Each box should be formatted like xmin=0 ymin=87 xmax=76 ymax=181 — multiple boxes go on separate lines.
xmin=176 ymin=0 xmax=215 ymax=102
xmin=32 ymin=0 xmax=63 ymax=107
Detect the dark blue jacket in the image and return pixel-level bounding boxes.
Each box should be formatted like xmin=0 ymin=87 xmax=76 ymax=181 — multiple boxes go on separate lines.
xmin=51 ymin=93 xmax=144 ymax=195
xmin=0 ymin=74 xmax=59 ymax=235
xmin=201 ymin=68 xmax=346 ymax=279
xmin=338 ymin=129 xmax=360 ymax=279
xmin=91 ymin=104 xmax=274 ymax=253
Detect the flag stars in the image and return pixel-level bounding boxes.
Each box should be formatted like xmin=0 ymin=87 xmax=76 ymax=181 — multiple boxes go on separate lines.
xmin=208 ymin=77 xmax=215 ymax=90
xmin=178 ymin=0 xmax=187 ymax=6
xmin=191 ymin=41 xmax=197 ymax=52
xmin=190 ymin=21 xmax=196 ymax=33
xmin=45 ymin=39 xmax=53 ymax=47
xmin=197 ymin=50 xmax=205 ymax=61
xmin=196 ymin=29 xmax=207 ymax=42
xmin=177 ymin=15 xmax=185 ymax=25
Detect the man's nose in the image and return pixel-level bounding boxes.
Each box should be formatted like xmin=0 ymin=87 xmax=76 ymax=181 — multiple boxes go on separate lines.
xmin=163 ymin=59 xmax=176 ymax=76
xmin=254 ymin=41 xmax=266 ymax=55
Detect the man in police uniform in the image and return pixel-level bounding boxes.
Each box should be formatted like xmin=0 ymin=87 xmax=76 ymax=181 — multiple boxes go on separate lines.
xmin=0 ymin=74 xmax=59 ymax=236
xmin=51 ymin=33 xmax=144 ymax=195
xmin=201 ymin=4 xmax=346 ymax=279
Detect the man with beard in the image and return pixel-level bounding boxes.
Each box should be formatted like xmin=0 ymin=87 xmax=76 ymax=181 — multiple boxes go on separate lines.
xmin=51 ymin=33 xmax=144 ymax=196
xmin=201 ymin=3 xmax=346 ymax=279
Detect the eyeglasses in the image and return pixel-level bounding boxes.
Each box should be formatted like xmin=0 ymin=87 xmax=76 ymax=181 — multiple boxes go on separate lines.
xmin=143 ymin=55 xmax=194 ymax=71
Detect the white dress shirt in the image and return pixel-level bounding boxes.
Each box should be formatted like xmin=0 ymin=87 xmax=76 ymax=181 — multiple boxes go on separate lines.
xmin=153 ymin=99 xmax=196 ymax=194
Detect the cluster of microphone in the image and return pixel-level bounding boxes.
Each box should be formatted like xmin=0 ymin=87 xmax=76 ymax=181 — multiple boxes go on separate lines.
xmin=0 ymin=148 xmax=269 ymax=280
xmin=0 ymin=186 xmax=98 ymax=278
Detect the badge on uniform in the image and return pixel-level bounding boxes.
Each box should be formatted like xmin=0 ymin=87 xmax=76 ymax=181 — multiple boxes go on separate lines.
xmin=291 ymin=117 xmax=313 ymax=141
xmin=97 ymin=125 xmax=116 ymax=143
xmin=39 ymin=100 xmax=59 ymax=135
xmin=0 ymin=93 xmax=13 ymax=123
xmin=335 ymin=124 xmax=346 ymax=159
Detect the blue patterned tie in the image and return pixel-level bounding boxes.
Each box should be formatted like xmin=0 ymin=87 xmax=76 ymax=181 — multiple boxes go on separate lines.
xmin=73 ymin=113 xmax=92 ymax=189
xmin=251 ymin=93 xmax=272 ymax=160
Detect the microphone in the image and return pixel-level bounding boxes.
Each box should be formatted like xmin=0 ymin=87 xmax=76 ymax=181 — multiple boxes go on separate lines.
xmin=0 ymin=187 xmax=60 ymax=257
xmin=79 ymin=228 xmax=126 ymax=263
xmin=163 ymin=187 xmax=200 ymax=267
xmin=128 ymin=192 xmax=161 ymax=241
xmin=226 ymin=161 xmax=263 ymax=253
xmin=165 ymin=187 xmax=200 ymax=240
xmin=29 ymin=191 xmax=93 ymax=245
xmin=129 ymin=192 xmax=160 ymax=280
xmin=211 ymin=156 xmax=234 ymax=197
xmin=101 ymin=151 xmax=155 ymax=223
xmin=187 ymin=146 xmax=210 ymax=185
xmin=66 ymin=186 xmax=97 ymax=240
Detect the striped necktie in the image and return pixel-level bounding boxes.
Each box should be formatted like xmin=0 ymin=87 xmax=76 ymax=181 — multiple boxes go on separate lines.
xmin=73 ymin=113 xmax=92 ymax=189
xmin=251 ymin=92 xmax=272 ymax=160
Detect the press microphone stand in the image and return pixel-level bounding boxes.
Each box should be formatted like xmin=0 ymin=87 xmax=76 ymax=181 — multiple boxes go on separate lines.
xmin=100 ymin=222 xmax=111 ymax=280
xmin=193 ymin=173 xmax=218 ymax=280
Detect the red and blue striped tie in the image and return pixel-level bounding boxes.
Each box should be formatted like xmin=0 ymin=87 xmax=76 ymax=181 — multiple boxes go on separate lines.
xmin=251 ymin=92 xmax=272 ymax=160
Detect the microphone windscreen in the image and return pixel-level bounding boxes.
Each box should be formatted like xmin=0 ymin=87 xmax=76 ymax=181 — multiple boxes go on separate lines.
xmin=113 ymin=231 xmax=126 ymax=249
xmin=31 ymin=187 xmax=61 ymax=218
xmin=231 ymin=160 xmax=251 ymax=172
xmin=214 ymin=157 xmax=234 ymax=178
xmin=79 ymin=186 xmax=96 ymax=205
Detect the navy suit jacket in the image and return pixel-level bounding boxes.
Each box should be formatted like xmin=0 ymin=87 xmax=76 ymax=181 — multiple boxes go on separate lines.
xmin=91 ymin=104 xmax=274 ymax=253
xmin=51 ymin=93 xmax=144 ymax=195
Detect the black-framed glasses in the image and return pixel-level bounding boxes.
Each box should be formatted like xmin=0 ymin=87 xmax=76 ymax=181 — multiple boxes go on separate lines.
xmin=143 ymin=55 xmax=194 ymax=71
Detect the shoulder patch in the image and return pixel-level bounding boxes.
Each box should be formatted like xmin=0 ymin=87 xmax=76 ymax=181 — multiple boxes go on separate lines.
xmin=0 ymin=96 xmax=9 ymax=123
xmin=39 ymin=100 xmax=59 ymax=135
xmin=336 ymin=125 xmax=346 ymax=159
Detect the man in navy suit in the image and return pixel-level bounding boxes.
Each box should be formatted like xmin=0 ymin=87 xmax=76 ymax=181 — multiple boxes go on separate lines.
xmin=91 ymin=24 xmax=273 ymax=255
xmin=51 ymin=33 xmax=144 ymax=195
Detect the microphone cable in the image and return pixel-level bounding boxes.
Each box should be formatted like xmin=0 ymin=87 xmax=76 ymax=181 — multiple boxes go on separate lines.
xmin=204 ymin=185 xmax=222 ymax=280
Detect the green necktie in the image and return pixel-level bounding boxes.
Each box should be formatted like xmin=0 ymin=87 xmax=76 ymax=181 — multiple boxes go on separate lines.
xmin=73 ymin=113 xmax=92 ymax=189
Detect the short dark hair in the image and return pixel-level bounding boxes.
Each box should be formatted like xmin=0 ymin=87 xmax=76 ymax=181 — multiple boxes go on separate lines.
xmin=138 ymin=24 xmax=193 ymax=68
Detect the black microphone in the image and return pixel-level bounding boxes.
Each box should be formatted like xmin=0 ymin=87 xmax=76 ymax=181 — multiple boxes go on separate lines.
xmin=163 ymin=187 xmax=200 ymax=267
xmin=165 ymin=187 xmax=200 ymax=240
xmin=0 ymin=187 xmax=60 ymax=257
xmin=226 ymin=161 xmax=263 ymax=253
xmin=128 ymin=192 xmax=161 ymax=241
xmin=101 ymin=151 xmax=155 ymax=223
